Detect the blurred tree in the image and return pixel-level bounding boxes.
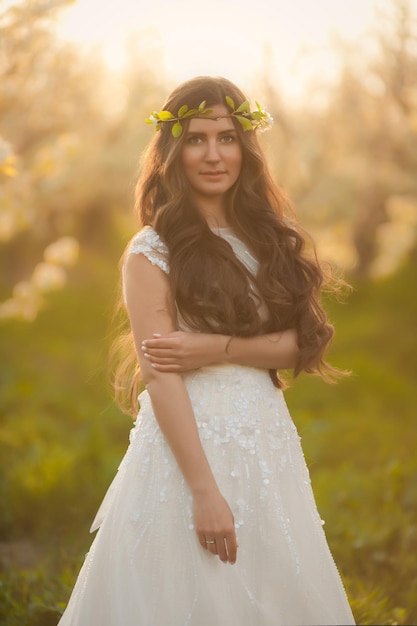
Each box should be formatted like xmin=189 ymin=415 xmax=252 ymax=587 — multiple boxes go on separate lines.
xmin=258 ymin=0 xmax=417 ymax=278
xmin=0 ymin=0 xmax=167 ymax=319
xmin=0 ymin=0 xmax=113 ymax=246
xmin=350 ymin=0 xmax=417 ymax=278
xmin=0 ymin=0 xmax=88 ymax=318
xmin=306 ymin=0 xmax=417 ymax=278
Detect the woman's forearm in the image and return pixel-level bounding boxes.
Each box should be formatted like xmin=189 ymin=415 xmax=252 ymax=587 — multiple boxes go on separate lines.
xmin=144 ymin=370 xmax=218 ymax=496
xmin=223 ymin=329 xmax=299 ymax=370
xmin=142 ymin=328 xmax=299 ymax=372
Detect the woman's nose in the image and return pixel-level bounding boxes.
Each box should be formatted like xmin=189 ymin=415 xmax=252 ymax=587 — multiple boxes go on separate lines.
xmin=205 ymin=140 xmax=220 ymax=162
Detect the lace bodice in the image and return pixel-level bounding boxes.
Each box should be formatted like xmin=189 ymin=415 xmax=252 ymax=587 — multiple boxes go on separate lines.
xmin=126 ymin=225 xmax=262 ymax=273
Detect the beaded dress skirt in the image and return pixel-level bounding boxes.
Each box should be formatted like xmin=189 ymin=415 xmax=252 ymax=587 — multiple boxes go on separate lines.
xmin=58 ymin=227 xmax=355 ymax=626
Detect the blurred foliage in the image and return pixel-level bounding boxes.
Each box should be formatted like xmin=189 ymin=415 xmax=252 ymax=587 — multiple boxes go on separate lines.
xmin=1 ymin=0 xmax=417 ymax=624
xmin=0 ymin=0 xmax=166 ymax=318
xmin=257 ymin=0 xmax=417 ymax=279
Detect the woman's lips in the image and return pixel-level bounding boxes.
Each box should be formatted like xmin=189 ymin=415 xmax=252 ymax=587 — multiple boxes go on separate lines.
xmin=200 ymin=171 xmax=226 ymax=177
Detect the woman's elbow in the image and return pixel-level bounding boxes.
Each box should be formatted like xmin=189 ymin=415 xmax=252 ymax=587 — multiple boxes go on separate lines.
xmin=285 ymin=329 xmax=300 ymax=369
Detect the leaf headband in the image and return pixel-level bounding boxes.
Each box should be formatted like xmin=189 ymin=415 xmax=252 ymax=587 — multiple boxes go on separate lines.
xmin=145 ymin=96 xmax=273 ymax=138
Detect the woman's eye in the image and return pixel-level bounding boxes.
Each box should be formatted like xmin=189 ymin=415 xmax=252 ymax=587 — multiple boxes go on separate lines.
xmin=220 ymin=135 xmax=235 ymax=144
xmin=187 ymin=136 xmax=203 ymax=145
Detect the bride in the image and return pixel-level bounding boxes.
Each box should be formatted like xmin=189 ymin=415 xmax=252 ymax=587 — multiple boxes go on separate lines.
xmin=58 ymin=75 xmax=355 ymax=625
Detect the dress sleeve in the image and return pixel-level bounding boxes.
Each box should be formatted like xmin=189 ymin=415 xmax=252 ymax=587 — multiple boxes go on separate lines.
xmin=122 ymin=226 xmax=170 ymax=303
xmin=126 ymin=226 xmax=170 ymax=274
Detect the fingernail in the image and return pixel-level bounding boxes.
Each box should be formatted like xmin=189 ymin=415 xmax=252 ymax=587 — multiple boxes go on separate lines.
xmin=141 ymin=345 xmax=147 ymax=351
xmin=143 ymin=352 xmax=150 ymax=359
xmin=153 ymin=333 xmax=162 ymax=337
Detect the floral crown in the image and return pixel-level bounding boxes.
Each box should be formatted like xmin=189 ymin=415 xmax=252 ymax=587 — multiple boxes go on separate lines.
xmin=145 ymin=96 xmax=273 ymax=138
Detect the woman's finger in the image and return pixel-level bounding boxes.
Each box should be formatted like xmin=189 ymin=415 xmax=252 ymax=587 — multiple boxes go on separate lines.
xmin=224 ymin=532 xmax=238 ymax=564
xmin=205 ymin=538 xmax=218 ymax=556
xmin=147 ymin=350 xmax=181 ymax=361
xmin=142 ymin=338 xmax=178 ymax=350
xmin=142 ymin=345 xmax=175 ymax=356
xmin=150 ymin=363 xmax=183 ymax=372
xmin=143 ymin=352 xmax=178 ymax=363
xmin=199 ymin=533 xmax=218 ymax=556
xmin=142 ymin=353 xmax=183 ymax=367
xmin=216 ymin=537 xmax=229 ymax=563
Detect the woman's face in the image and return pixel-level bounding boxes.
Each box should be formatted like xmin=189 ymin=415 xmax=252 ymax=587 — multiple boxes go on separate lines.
xmin=180 ymin=104 xmax=242 ymax=208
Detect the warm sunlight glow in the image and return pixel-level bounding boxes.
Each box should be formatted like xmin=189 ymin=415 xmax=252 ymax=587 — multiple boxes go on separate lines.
xmin=53 ymin=0 xmax=400 ymax=100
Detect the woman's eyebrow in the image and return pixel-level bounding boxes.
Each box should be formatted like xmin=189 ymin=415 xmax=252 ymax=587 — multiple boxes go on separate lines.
xmin=185 ymin=128 xmax=237 ymax=137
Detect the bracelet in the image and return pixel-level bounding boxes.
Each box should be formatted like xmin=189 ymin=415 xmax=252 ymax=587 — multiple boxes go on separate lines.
xmin=224 ymin=336 xmax=233 ymax=355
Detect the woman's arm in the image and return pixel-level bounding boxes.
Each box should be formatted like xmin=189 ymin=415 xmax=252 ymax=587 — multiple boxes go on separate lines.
xmin=124 ymin=253 xmax=237 ymax=564
xmin=141 ymin=329 xmax=299 ymax=372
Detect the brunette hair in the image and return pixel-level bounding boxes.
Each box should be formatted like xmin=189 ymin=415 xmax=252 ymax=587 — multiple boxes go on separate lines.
xmin=112 ymin=76 xmax=346 ymax=415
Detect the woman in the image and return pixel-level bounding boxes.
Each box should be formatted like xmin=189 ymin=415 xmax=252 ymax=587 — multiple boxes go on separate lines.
xmin=59 ymin=76 xmax=355 ymax=625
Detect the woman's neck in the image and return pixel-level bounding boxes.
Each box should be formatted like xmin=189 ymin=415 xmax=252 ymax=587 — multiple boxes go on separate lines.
xmin=193 ymin=196 xmax=230 ymax=229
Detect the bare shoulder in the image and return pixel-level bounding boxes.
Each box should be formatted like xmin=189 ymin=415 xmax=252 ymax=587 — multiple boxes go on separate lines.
xmin=123 ymin=225 xmax=173 ymax=321
xmin=124 ymin=250 xmax=171 ymax=311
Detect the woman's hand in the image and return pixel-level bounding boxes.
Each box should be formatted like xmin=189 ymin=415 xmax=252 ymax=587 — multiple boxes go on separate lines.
xmin=141 ymin=331 xmax=228 ymax=372
xmin=193 ymin=488 xmax=238 ymax=564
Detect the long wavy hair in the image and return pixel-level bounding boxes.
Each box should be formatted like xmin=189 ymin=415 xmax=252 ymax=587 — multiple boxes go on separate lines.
xmin=112 ymin=76 xmax=346 ymax=415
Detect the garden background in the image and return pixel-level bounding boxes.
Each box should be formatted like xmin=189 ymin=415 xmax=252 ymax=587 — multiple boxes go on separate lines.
xmin=0 ymin=0 xmax=416 ymax=624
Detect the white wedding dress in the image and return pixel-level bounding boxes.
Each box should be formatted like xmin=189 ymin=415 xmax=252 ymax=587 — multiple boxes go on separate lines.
xmin=58 ymin=226 xmax=355 ymax=626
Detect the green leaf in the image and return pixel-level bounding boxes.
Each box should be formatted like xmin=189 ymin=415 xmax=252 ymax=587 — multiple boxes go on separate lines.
xmin=198 ymin=100 xmax=207 ymax=112
xmin=183 ymin=108 xmax=198 ymax=118
xmin=236 ymin=100 xmax=250 ymax=113
xmin=178 ymin=105 xmax=188 ymax=117
xmin=236 ymin=115 xmax=253 ymax=131
xmin=225 ymin=96 xmax=235 ymax=111
xmin=172 ymin=122 xmax=183 ymax=137
xmin=158 ymin=110 xmax=174 ymax=121
xmin=145 ymin=118 xmax=153 ymax=125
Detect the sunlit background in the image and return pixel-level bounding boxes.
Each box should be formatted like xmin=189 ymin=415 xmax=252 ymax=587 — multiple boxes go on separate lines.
xmin=1 ymin=1 xmax=417 ymax=624
xmin=54 ymin=0 xmax=383 ymax=100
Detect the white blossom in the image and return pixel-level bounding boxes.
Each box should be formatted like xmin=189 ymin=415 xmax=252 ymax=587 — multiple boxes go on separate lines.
xmin=44 ymin=237 xmax=79 ymax=267
xmin=13 ymin=281 xmax=35 ymax=300
xmin=32 ymin=263 xmax=66 ymax=292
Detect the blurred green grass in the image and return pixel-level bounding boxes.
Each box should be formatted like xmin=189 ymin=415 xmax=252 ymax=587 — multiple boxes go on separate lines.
xmin=0 ymin=244 xmax=416 ymax=625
